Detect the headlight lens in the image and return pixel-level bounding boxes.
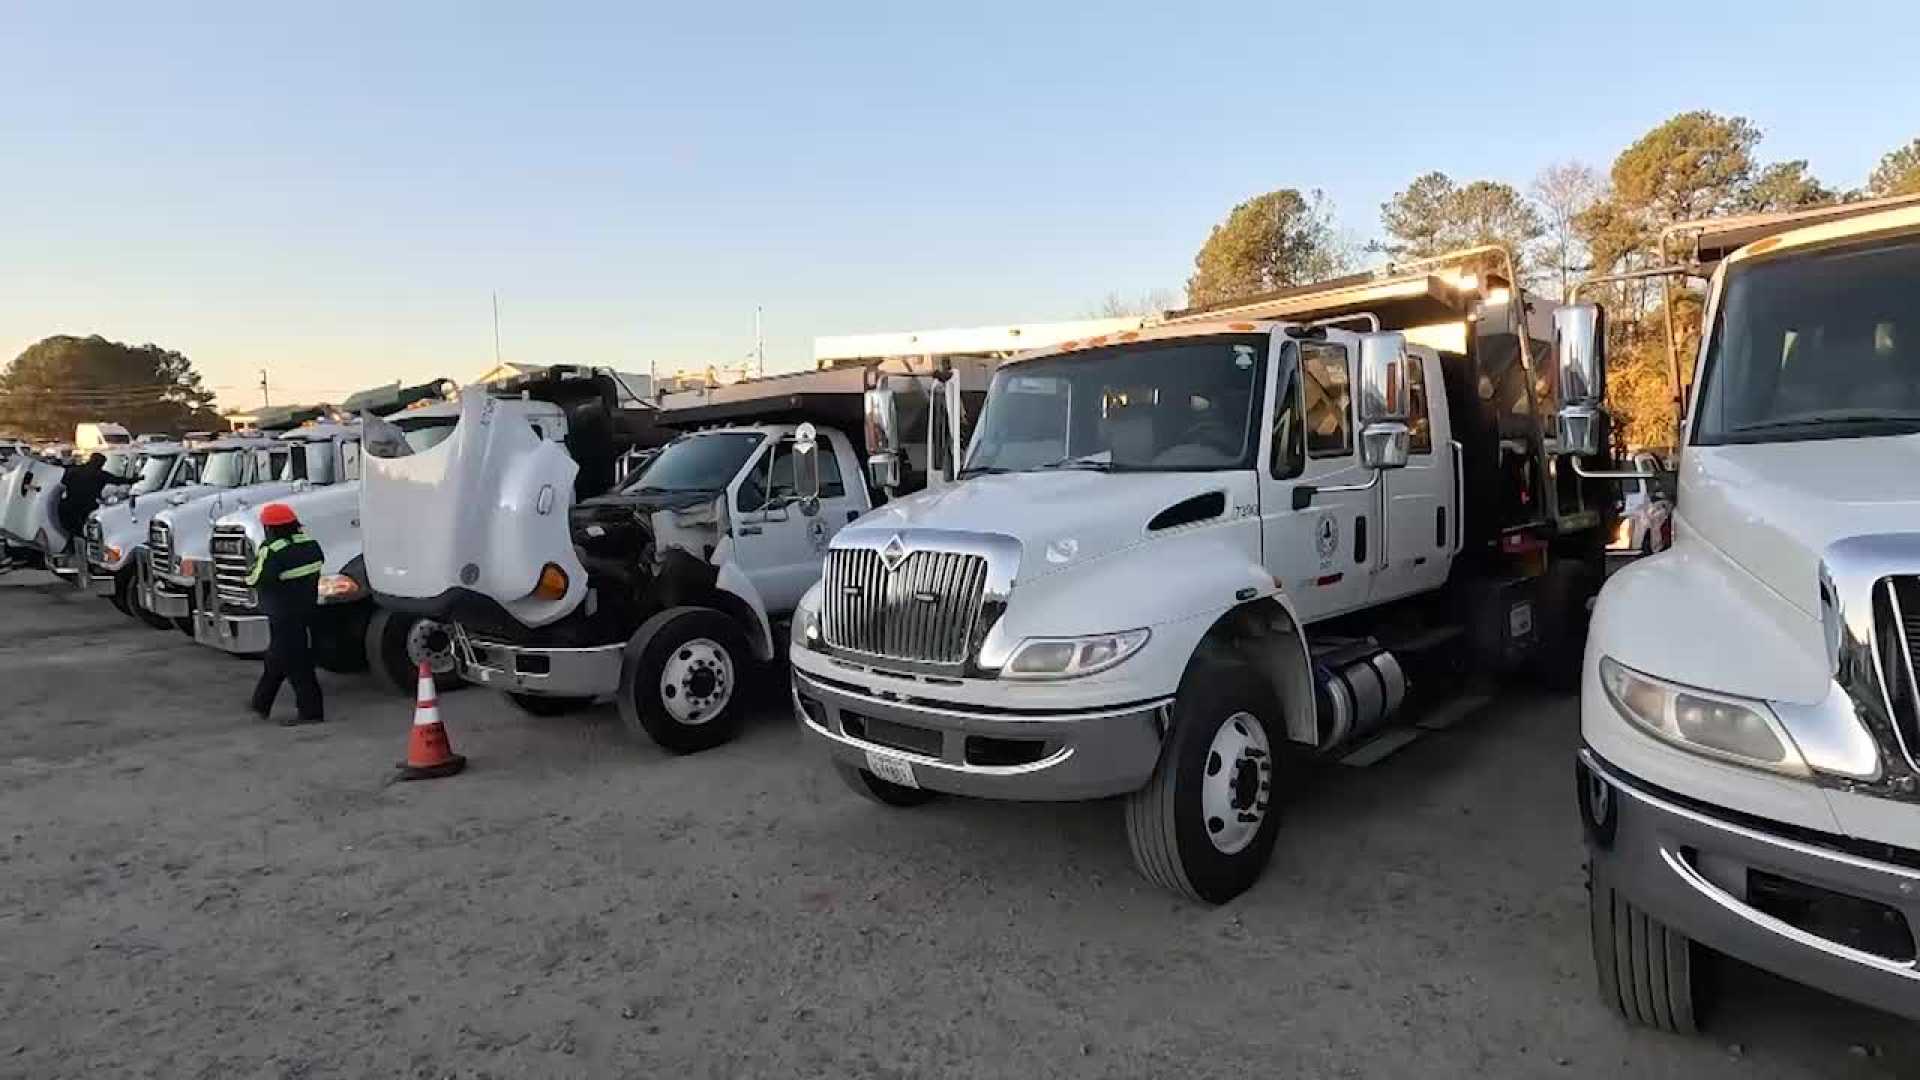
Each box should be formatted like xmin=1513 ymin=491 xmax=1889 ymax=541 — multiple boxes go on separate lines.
xmin=317 ymin=574 xmax=361 ymax=602
xmin=1003 ymin=629 xmax=1150 ymax=680
xmin=1599 ymin=656 xmax=1808 ymax=775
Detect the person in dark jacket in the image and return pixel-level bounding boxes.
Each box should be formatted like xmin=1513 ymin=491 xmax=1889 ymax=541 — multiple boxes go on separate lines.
xmin=246 ymin=503 xmax=326 ymax=725
xmin=57 ymin=453 xmax=128 ymax=537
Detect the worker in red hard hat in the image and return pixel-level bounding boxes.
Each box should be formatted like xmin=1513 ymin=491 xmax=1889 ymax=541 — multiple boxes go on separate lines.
xmin=245 ymin=502 xmax=327 ymax=725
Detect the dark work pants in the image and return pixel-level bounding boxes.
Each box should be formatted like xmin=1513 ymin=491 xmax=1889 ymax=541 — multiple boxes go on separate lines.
xmin=252 ymin=614 xmax=323 ymax=720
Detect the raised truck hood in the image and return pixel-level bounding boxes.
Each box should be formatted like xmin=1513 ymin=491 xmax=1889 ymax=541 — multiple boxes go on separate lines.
xmin=362 ymin=394 xmax=587 ymax=628
xmin=849 ymin=470 xmax=1254 ymax=583
xmin=1681 ymin=434 xmax=1920 ymax=618
xmin=0 ymin=458 xmax=71 ymax=552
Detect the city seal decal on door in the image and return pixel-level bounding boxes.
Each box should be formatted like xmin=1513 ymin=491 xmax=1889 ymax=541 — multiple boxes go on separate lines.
xmin=1315 ymin=513 xmax=1339 ymax=568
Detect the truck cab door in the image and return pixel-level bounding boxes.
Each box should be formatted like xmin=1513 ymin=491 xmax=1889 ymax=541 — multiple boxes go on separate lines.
xmin=1374 ymin=349 xmax=1454 ymax=602
xmin=1258 ymin=337 xmax=1377 ymax=621
xmin=728 ymin=431 xmax=862 ymax=617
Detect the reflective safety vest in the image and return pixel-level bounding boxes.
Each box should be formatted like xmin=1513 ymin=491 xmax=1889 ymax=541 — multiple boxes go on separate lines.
xmin=246 ymin=531 xmax=325 ymax=587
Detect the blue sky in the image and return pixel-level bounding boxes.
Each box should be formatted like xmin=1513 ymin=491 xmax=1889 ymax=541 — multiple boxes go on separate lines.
xmin=3 ymin=1 xmax=1916 ymax=409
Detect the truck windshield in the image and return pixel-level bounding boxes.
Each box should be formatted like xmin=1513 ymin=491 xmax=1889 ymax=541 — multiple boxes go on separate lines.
xmin=625 ymin=432 xmax=763 ymax=493
xmin=396 ymin=417 xmax=457 ymax=453
xmin=130 ymin=454 xmax=175 ymax=494
xmin=1695 ymin=235 xmax=1920 ymax=444
xmin=200 ymin=449 xmax=248 ymax=488
xmin=964 ymin=335 xmax=1267 ymax=474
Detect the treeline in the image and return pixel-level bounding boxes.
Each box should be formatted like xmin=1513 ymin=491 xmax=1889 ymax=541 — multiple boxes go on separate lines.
xmin=0 ymin=335 xmax=225 ymax=441
xmin=1183 ymin=115 xmax=1920 ymax=448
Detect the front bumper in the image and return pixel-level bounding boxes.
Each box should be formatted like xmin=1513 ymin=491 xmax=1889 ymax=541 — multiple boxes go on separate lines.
xmin=77 ymin=560 xmax=118 ymax=597
xmin=141 ymin=573 xmax=192 ymax=618
xmin=1581 ymin=748 xmax=1920 ymax=1021
xmin=453 ymin=625 xmax=621 ymax=698
xmin=791 ymin=667 xmax=1170 ymax=801
xmin=46 ymin=550 xmax=79 ymax=580
xmin=193 ymin=607 xmax=270 ymax=654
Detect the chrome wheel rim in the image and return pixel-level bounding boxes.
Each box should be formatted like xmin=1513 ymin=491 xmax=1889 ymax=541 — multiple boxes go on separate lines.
xmin=1201 ymin=711 xmax=1272 ymax=855
xmin=407 ymin=618 xmax=457 ymax=675
xmin=660 ymin=637 xmax=733 ymax=725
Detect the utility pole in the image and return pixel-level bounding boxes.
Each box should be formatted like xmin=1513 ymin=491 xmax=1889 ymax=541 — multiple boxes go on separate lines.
xmin=258 ymin=369 xmax=270 ymax=408
xmin=492 ymin=291 xmax=502 ymax=366
xmin=755 ymin=305 xmax=765 ymax=377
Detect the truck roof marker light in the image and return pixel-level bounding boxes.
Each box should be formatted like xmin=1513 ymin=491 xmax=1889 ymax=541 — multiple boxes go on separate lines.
xmin=1745 ymin=236 xmax=1783 ymax=256
xmin=1227 ymin=322 xmax=1256 ymax=331
xmin=1315 ymin=572 xmax=1343 ymax=587
xmin=1117 ymin=331 xmax=1140 ymax=342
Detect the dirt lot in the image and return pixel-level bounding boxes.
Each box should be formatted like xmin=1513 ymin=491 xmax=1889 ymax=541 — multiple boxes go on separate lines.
xmin=1 ymin=571 xmax=1915 ymax=1079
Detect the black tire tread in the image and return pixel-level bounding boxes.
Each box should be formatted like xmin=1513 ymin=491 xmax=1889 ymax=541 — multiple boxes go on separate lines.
xmin=832 ymin=762 xmax=937 ymax=807
xmin=619 ymin=606 xmax=749 ymax=754
xmin=1590 ymin=874 xmax=1700 ymax=1033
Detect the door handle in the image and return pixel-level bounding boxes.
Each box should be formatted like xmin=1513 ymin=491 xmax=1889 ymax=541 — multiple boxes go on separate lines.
xmin=739 ymin=525 xmax=763 ymax=536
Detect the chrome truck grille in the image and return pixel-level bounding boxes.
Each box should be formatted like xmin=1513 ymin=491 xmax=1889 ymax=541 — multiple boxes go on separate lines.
xmin=1873 ymin=576 xmax=1920 ymax=772
xmin=148 ymin=519 xmax=174 ymax=572
xmin=823 ymin=546 xmax=990 ymax=666
xmin=210 ymin=525 xmax=255 ymax=609
xmin=83 ymin=519 xmax=105 ymax=565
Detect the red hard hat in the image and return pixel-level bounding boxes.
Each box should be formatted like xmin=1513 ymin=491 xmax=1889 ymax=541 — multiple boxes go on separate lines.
xmin=260 ymin=503 xmax=298 ymax=527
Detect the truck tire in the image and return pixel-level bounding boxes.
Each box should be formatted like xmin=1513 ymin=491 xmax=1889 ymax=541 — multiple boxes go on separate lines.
xmin=1125 ymin=656 xmax=1287 ymax=905
xmin=1590 ymin=871 xmax=1704 ymax=1033
xmin=618 ymin=606 xmax=749 ymax=754
xmin=507 ymin=692 xmax=595 ymax=716
xmin=171 ymin=616 xmax=194 ymax=636
xmin=313 ymin=606 xmax=371 ymax=674
xmin=366 ymin=608 xmax=461 ymax=696
xmin=833 ymin=761 xmax=938 ymax=807
xmin=128 ymin=572 xmax=171 ymax=630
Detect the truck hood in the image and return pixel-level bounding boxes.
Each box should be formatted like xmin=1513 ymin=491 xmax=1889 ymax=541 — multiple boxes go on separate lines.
xmin=0 ymin=458 xmax=68 ymax=552
xmin=152 ymin=481 xmax=312 ymax=567
xmin=216 ymin=482 xmax=363 ymax=575
xmin=845 ymin=471 xmax=1251 ymax=581
xmin=362 ymin=394 xmax=586 ymax=627
xmin=1681 ymin=435 xmax=1920 ymax=618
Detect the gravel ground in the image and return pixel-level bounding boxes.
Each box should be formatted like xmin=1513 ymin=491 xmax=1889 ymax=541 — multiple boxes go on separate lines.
xmin=1 ymin=570 xmax=1915 ymax=1079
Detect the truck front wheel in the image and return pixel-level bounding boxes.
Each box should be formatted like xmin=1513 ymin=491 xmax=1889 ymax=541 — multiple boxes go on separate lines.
xmin=366 ymin=608 xmax=461 ymax=695
xmin=833 ymin=761 xmax=938 ymax=807
xmin=313 ymin=606 xmax=371 ymax=674
xmin=619 ymin=606 xmax=749 ymax=754
xmin=1125 ymin=657 xmax=1287 ymax=905
xmin=1590 ymin=870 xmax=1705 ymax=1033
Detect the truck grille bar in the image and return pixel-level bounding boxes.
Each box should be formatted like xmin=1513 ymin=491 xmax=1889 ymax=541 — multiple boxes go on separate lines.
xmin=148 ymin=519 xmax=173 ymax=573
xmin=210 ymin=525 xmax=256 ymax=609
xmin=83 ymin=519 xmax=105 ymax=565
xmin=1875 ymin=577 xmax=1920 ymax=772
xmin=822 ymin=546 xmax=989 ymax=666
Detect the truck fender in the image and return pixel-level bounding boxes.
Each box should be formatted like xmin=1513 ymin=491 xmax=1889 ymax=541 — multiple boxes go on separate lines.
xmin=1190 ymin=592 xmax=1317 ymax=747
xmin=712 ymin=560 xmax=776 ymax=663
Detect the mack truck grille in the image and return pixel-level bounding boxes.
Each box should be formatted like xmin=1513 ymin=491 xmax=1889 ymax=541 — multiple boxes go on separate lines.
xmin=148 ymin=519 xmax=174 ymax=572
xmin=822 ymin=546 xmax=989 ymax=666
xmin=83 ymin=519 xmax=105 ymax=565
xmin=210 ymin=526 xmax=256 ymax=609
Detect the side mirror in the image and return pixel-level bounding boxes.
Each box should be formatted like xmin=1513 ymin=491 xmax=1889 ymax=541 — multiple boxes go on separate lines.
xmin=1356 ymin=332 xmax=1412 ymax=471
xmin=1554 ymin=304 xmax=1607 ymax=457
xmin=792 ymin=422 xmax=821 ymax=516
xmin=864 ymin=385 xmax=904 ymax=493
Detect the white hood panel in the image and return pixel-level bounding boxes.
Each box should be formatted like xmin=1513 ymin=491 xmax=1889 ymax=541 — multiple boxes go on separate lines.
xmin=1681 ymin=435 xmax=1920 ymax=616
xmin=0 ymin=459 xmax=68 ymax=552
xmin=362 ymin=395 xmax=585 ymax=627
xmin=219 ymin=482 xmax=364 ymax=575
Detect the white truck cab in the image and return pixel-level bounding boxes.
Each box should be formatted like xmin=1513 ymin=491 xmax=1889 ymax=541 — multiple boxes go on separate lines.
xmin=793 ymin=254 xmax=1619 ymax=904
xmin=137 ymin=426 xmax=358 ymax=633
xmin=72 ymin=441 xmax=200 ymax=616
xmin=193 ymin=401 xmax=473 ymax=689
xmin=362 ymin=362 xmax=977 ymax=752
xmin=1570 ymin=197 xmax=1920 ymax=1030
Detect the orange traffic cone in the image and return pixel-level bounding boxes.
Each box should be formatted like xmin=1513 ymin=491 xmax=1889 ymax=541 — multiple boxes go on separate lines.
xmin=397 ymin=660 xmax=466 ymax=780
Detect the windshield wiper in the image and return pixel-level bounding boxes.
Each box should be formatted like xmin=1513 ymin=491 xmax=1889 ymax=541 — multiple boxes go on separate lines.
xmin=958 ymin=466 xmax=1017 ymax=478
xmin=1732 ymin=413 xmax=1920 ymax=433
xmin=1031 ymin=456 xmax=1118 ymax=472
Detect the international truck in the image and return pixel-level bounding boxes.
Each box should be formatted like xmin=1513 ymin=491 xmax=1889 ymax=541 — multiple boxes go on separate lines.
xmin=192 ymin=401 xmax=472 ymax=689
xmin=136 ymin=425 xmax=359 ymax=635
xmin=362 ymin=362 xmax=982 ymax=751
xmin=1568 ymin=194 xmax=1920 ymax=1030
xmin=790 ymin=247 xmax=1616 ymax=903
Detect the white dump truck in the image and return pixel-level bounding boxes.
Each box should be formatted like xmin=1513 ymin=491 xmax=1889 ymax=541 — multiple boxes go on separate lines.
xmin=790 ymin=248 xmax=1620 ymax=903
xmin=72 ymin=439 xmax=205 ymax=620
xmin=0 ymin=442 xmax=142 ymax=575
xmin=137 ymin=425 xmax=359 ymax=635
xmin=362 ymin=362 xmax=982 ymax=751
xmin=193 ymin=401 xmax=469 ymax=688
xmin=1566 ymin=194 xmax=1920 ymax=1030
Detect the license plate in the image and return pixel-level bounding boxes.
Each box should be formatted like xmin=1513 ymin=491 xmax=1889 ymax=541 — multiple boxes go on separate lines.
xmin=1509 ymin=601 xmax=1534 ymax=639
xmin=864 ymin=749 xmax=918 ymax=789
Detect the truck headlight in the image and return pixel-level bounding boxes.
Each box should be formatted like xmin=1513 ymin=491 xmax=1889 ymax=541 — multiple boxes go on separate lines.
xmin=1599 ymin=657 xmax=1809 ymax=776
xmin=796 ymin=603 xmax=822 ymax=647
xmin=1003 ymin=629 xmax=1150 ymax=680
xmin=317 ymin=574 xmax=362 ymax=602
